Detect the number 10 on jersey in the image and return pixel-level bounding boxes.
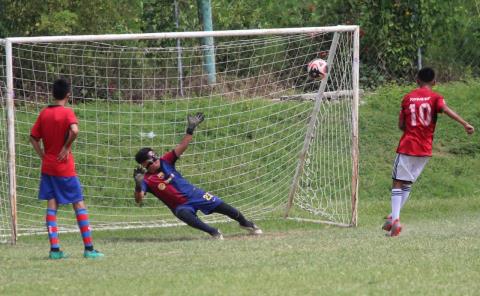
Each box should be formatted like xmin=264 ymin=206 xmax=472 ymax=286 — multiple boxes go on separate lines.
xmin=409 ymin=103 xmax=432 ymax=127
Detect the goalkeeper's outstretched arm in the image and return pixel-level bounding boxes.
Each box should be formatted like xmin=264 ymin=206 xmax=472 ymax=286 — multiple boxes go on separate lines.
xmin=174 ymin=134 xmax=193 ymax=158
xmin=133 ymin=167 xmax=145 ymax=206
xmin=174 ymin=113 xmax=205 ymax=157
xmin=134 ymin=191 xmax=145 ymax=205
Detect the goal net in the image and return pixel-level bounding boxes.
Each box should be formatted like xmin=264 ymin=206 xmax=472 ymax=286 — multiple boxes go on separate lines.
xmin=0 ymin=27 xmax=359 ymax=243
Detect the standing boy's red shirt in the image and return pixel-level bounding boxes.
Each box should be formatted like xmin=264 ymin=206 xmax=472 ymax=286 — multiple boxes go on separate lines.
xmin=30 ymin=105 xmax=78 ymax=176
xmin=396 ymin=87 xmax=446 ymax=157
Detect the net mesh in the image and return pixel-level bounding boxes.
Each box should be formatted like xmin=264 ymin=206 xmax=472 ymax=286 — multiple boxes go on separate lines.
xmin=0 ymin=30 xmax=357 ymax=240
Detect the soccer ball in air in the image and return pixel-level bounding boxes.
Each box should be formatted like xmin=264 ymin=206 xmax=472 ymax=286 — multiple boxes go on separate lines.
xmin=307 ymin=58 xmax=328 ymax=80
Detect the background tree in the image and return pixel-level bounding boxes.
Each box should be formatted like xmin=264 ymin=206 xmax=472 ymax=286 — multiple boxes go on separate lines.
xmin=1 ymin=0 xmax=479 ymax=84
xmin=0 ymin=0 xmax=142 ymax=36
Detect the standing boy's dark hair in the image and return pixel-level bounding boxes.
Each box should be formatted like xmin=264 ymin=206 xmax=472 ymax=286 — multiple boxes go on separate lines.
xmin=52 ymin=78 xmax=70 ymax=100
xmin=417 ymin=67 xmax=435 ymax=84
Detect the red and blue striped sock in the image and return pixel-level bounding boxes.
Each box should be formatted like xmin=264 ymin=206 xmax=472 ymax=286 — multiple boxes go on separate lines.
xmin=46 ymin=208 xmax=60 ymax=251
xmin=75 ymin=208 xmax=94 ymax=251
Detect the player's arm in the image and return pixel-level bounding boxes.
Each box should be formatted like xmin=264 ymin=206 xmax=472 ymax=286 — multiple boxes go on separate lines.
xmin=173 ymin=113 xmax=205 ymax=157
xmin=134 ymin=191 xmax=145 ymax=205
xmin=174 ymin=134 xmax=193 ymax=157
xmin=58 ymin=123 xmax=79 ymax=161
xmin=441 ymin=105 xmax=474 ymax=134
xmin=29 ymin=136 xmax=44 ymax=159
xmin=133 ymin=166 xmax=146 ymax=206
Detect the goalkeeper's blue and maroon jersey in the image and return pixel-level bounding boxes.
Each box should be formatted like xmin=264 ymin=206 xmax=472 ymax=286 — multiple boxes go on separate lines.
xmin=141 ymin=150 xmax=222 ymax=213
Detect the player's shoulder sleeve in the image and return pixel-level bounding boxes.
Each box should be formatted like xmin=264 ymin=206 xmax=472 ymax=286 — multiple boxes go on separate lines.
xmin=30 ymin=109 xmax=44 ymax=139
xmin=401 ymin=92 xmax=411 ymax=108
xmin=160 ymin=150 xmax=178 ymax=165
xmin=65 ymin=107 xmax=78 ymax=125
xmin=434 ymin=93 xmax=446 ymax=112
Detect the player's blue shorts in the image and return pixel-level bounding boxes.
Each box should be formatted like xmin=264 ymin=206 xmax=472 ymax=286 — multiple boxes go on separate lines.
xmin=175 ymin=191 xmax=223 ymax=216
xmin=38 ymin=174 xmax=84 ymax=205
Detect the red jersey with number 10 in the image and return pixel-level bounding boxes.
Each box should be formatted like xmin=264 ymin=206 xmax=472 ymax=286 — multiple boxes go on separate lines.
xmin=396 ymin=87 xmax=445 ymax=157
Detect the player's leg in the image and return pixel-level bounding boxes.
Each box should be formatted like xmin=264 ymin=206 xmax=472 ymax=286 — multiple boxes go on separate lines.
xmin=73 ymin=201 xmax=104 ymax=258
xmin=56 ymin=176 xmax=104 ymax=258
xmin=38 ymin=174 xmax=66 ymax=259
xmin=175 ymin=207 xmax=223 ymax=239
xmin=45 ymin=198 xmax=66 ymax=259
xmin=384 ymin=180 xmax=412 ymax=231
xmin=391 ymin=179 xmax=404 ymax=222
xmin=384 ymin=179 xmax=405 ymax=236
xmin=384 ymin=154 xmax=407 ymax=234
xmin=400 ymin=184 xmax=412 ymax=208
xmin=386 ymin=154 xmax=429 ymax=236
xmin=212 ymin=202 xmax=262 ymax=235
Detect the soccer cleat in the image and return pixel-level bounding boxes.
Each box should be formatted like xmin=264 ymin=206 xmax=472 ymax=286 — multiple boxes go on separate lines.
xmin=84 ymin=249 xmax=105 ymax=259
xmin=382 ymin=216 xmax=393 ymax=232
xmin=389 ymin=219 xmax=402 ymax=237
xmin=211 ymin=231 xmax=224 ymax=240
xmin=241 ymin=224 xmax=263 ymax=235
xmin=49 ymin=251 xmax=68 ymax=260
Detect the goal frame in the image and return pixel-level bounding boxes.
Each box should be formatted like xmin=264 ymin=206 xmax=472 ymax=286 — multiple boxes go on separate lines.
xmin=1 ymin=26 xmax=360 ymax=244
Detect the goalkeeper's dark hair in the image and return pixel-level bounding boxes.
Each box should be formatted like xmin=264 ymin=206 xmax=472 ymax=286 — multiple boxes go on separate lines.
xmin=52 ymin=78 xmax=71 ymax=100
xmin=417 ymin=67 xmax=435 ymax=84
xmin=135 ymin=147 xmax=153 ymax=164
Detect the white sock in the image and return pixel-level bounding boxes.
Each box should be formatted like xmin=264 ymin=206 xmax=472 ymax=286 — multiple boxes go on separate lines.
xmin=400 ymin=185 xmax=411 ymax=209
xmin=391 ymin=189 xmax=403 ymax=221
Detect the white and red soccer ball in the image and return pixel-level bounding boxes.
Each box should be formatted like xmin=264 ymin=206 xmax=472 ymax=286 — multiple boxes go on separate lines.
xmin=307 ymin=58 xmax=328 ymax=80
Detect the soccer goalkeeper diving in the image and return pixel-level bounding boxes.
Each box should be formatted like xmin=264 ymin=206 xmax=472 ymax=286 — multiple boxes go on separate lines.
xmin=133 ymin=113 xmax=262 ymax=239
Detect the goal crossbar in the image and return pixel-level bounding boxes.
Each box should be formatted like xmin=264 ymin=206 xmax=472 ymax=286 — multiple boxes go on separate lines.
xmin=4 ymin=26 xmax=358 ymax=44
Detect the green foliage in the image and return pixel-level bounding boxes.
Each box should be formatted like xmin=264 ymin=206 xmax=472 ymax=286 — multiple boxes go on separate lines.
xmin=141 ymin=0 xmax=480 ymax=85
xmin=2 ymin=0 xmax=480 ymax=87
xmin=353 ymin=1 xmax=433 ymax=81
xmin=0 ymin=0 xmax=142 ymax=37
xmin=37 ymin=10 xmax=79 ymax=35
xmin=423 ymin=1 xmax=480 ymax=81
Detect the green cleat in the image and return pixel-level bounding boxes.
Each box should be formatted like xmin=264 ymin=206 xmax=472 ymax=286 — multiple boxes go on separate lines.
xmin=84 ymin=249 xmax=105 ymax=259
xmin=49 ymin=251 xmax=68 ymax=260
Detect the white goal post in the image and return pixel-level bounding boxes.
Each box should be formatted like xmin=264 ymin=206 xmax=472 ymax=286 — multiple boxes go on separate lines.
xmin=0 ymin=26 xmax=359 ymax=244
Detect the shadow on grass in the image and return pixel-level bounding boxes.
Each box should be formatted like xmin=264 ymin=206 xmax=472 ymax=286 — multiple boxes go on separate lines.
xmin=102 ymin=235 xmax=204 ymax=243
xmin=99 ymin=231 xmax=270 ymax=244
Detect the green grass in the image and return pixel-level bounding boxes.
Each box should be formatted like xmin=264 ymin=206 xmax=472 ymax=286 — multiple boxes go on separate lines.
xmin=2 ymin=80 xmax=480 ymax=295
xmin=1 ymin=198 xmax=479 ymax=296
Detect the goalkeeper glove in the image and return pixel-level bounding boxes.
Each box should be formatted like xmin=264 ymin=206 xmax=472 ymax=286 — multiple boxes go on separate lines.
xmin=133 ymin=166 xmax=145 ymax=193
xmin=186 ymin=112 xmax=205 ymax=135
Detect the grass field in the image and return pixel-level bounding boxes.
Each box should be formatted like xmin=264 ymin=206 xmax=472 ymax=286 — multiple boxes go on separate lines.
xmin=1 ymin=80 xmax=480 ymax=295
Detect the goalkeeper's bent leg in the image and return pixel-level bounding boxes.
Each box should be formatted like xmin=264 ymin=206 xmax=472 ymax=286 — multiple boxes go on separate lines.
xmin=212 ymin=202 xmax=254 ymax=228
xmin=175 ymin=208 xmax=219 ymax=235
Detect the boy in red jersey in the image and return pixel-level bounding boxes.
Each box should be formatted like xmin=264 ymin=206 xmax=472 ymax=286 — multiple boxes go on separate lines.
xmin=133 ymin=113 xmax=262 ymax=240
xmin=383 ymin=68 xmax=474 ymax=237
xmin=30 ymin=78 xmax=104 ymax=259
